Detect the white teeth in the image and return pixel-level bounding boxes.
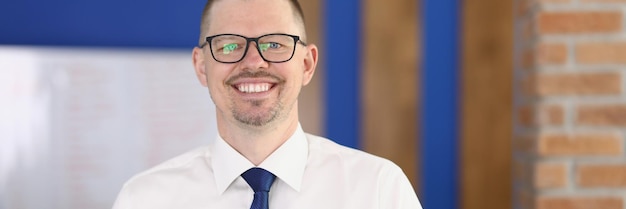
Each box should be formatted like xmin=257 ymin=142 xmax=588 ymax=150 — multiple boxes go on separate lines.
xmin=237 ymin=83 xmax=271 ymax=93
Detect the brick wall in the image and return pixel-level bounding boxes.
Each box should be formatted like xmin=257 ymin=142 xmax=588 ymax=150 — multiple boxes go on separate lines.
xmin=514 ymin=0 xmax=626 ymax=209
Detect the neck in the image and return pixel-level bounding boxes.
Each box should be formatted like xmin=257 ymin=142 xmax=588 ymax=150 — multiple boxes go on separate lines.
xmin=217 ymin=107 xmax=300 ymax=166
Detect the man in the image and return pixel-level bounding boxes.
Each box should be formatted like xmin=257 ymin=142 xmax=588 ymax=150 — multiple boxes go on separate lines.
xmin=112 ymin=0 xmax=422 ymax=208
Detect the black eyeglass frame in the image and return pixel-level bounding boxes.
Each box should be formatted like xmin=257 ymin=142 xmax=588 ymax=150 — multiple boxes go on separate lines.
xmin=198 ymin=33 xmax=308 ymax=64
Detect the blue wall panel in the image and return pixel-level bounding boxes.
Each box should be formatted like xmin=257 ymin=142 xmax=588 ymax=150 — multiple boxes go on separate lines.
xmin=421 ymin=0 xmax=460 ymax=208
xmin=323 ymin=0 xmax=361 ymax=149
xmin=0 ymin=1 xmax=203 ymax=48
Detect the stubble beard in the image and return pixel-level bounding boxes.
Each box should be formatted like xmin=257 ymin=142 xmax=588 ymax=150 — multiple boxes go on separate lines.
xmin=221 ymin=71 xmax=289 ymax=127
xmin=232 ymin=99 xmax=284 ymax=127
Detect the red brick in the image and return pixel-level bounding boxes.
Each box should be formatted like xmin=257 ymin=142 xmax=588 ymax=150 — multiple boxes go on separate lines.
xmin=543 ymin=105 xmax=565 ymax=125
xmin=517 ymin=0 xmax=537 ymax=18
xmin=521 ymin=43 xmax=568 ymax=68
xmin=538 ymin=11 xmax=622 ymax=34
xmin=536 ymin=42 xmax=568 ymax=65
xmin=576 ymin=42 xmax=626 ymax=64
xmin=536 ymin=196 xmax=623 ymax=209
xmin=537 ymin=133 xmax=623 ymax=156
xmin=578 ymin=104 xmax=626 ymax=126
xmin=518 ymin=105 xmax=534 ymax=126
xmin=581 ymin=0 xmax=626 ymax=2
xmin=535 ymin=162 xmax=568 ymax=188
xmin=526 ymin=72 xmax=622 ymax=96
xmin=578 ymin=164 xmax=626 ymax=187
xmin=518 ymin=104 xmax=564 ymax=127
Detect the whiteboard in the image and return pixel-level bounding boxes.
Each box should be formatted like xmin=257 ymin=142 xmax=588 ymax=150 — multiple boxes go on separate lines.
xmin=0 ymin=46 xmax=217 ymax=209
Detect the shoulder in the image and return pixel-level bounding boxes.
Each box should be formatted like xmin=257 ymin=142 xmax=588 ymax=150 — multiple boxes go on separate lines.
xmin=113 ymin=146 xmax=214 ymax=209
xmin=304 ymin=133 xmax=421 ymax=208
xmin=123 ymin=146 xmax=211 ymax=187
xmin=305 ymin=133 xmax=404 ymax=175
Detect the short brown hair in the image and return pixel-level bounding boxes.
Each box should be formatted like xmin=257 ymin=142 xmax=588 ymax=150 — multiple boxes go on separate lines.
xmin=197 ymin=0 xmax=306 ymax=45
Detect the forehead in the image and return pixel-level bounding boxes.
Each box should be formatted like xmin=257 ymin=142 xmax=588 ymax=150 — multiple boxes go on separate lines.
xmin=207 ymin=0 xmax=298 ymax=35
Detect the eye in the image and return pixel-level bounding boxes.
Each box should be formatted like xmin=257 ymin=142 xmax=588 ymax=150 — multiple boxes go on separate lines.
xmin=259 ymin=42 xmax=282 ymax=52
xmin=268 ymin=42 xmax=281 ymax=49
xmin=222 ymin=43 xmax=239 ymax=54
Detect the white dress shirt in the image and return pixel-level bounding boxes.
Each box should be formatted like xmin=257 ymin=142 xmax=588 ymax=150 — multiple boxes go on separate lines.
xmin=112 ymin=125 xmax=422 ymax=209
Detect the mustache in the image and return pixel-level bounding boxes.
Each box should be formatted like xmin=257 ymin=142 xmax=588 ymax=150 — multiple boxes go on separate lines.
xmin=225 ymin=71 xmax=284 ymax=84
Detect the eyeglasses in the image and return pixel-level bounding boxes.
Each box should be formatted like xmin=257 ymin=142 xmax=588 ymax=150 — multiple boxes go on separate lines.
xmin=199 ymin=33 xmax=307 ymax=63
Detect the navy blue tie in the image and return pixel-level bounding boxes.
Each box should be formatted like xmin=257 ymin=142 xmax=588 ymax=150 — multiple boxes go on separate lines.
xmin=241 ymin=168 xmax=276 ymax=209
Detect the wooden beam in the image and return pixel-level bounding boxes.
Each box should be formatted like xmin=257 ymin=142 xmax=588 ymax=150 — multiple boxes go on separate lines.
xmin=299 ymin=0 xmax=324 ymax=136
xmin=363 ymin=0 xmax=420 ymax=190
xmin=461 ymin=0 xmax=513 ymax=208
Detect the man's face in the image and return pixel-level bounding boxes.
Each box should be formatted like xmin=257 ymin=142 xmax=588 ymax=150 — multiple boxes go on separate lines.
xmin=192 ymin=0 xmax=317 ymax=127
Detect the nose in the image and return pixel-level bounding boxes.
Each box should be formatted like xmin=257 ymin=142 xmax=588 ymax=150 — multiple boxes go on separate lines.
xmin=239 ymin=41 xmax=268 ymax=69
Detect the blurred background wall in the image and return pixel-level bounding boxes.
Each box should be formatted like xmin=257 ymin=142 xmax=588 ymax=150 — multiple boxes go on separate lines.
xmin=16 ymin=0 xmax=626 ymax=209
xmin=514 ymin=0 xmax=626 ymax=209
xmin=0 ymin=47 xmax=219 ymax=209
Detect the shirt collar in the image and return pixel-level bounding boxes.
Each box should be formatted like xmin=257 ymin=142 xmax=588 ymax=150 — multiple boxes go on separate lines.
xmin=211 ymin=124 xmax=308 ymax=194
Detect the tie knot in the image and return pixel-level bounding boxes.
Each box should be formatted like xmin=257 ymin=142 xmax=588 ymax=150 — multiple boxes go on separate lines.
xmin=241 ymin=168 xmax=276 ymax=193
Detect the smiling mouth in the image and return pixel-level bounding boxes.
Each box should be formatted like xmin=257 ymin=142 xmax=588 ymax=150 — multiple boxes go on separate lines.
xmin=235 ymin=83 xmax=273 ymax=93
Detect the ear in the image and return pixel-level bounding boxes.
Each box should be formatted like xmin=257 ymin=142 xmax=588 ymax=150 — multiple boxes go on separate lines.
xmin=301 ymin=44 xmax=318 ymax=86
xmin=192 ymin=47 xmax=209 ymax=87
